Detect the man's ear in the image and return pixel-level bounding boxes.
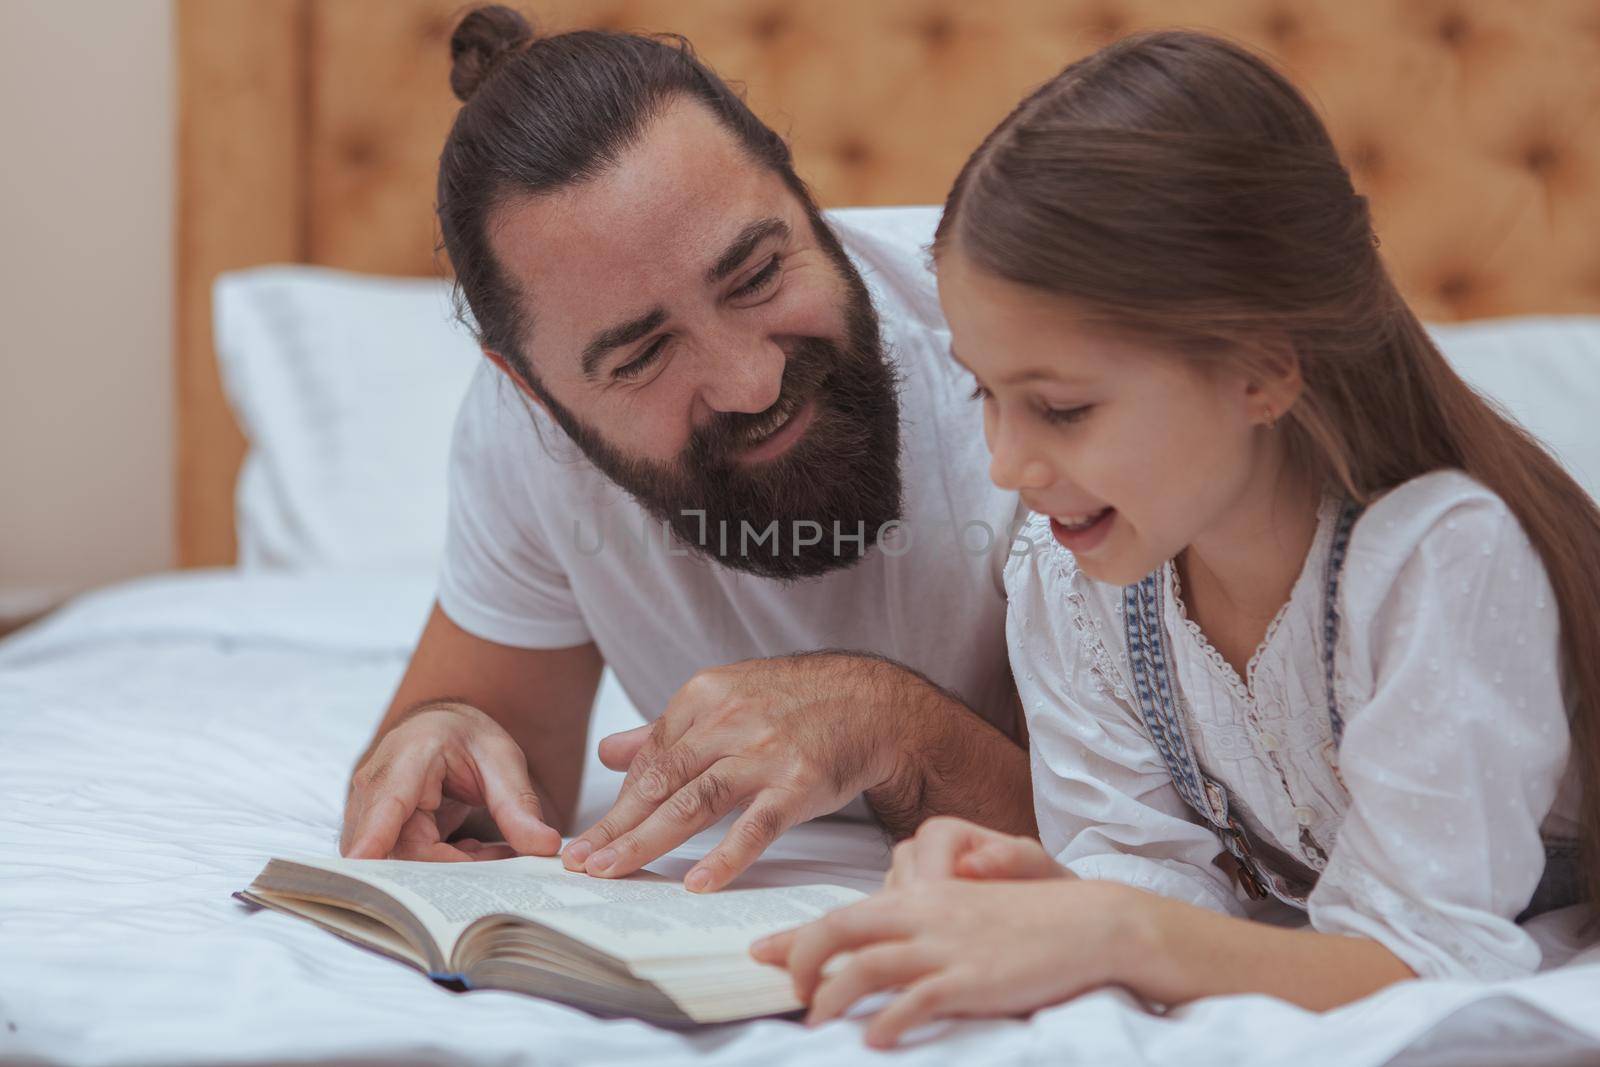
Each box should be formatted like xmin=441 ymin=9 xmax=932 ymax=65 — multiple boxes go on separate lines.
xmin=482 ymin=348 xmax=550 ymax=416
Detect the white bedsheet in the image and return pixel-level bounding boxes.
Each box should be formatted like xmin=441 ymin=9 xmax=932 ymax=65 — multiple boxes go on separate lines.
xmin=2 ymin=571 xmax=1598 ymax=1066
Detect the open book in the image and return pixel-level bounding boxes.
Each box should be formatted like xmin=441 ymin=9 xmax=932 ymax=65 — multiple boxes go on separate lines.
xmin=237 ymin=853 xmax=866 ymax=1024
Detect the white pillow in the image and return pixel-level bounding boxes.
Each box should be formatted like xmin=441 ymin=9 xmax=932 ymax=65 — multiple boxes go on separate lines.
xmin=212 ymin=266 xmax=481 ymax=570
xmin=1430 ymin=316 xmax=1600 ymax=502
xmin=212 ymin=241 xmax=1600 ymax=573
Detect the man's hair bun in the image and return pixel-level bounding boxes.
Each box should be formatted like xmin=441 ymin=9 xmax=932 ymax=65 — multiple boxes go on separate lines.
xmin=449 ymin=5 xmax=537 ymax=103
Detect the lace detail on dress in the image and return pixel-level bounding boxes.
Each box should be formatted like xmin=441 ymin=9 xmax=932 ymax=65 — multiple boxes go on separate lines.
xmin=1168 ymin=562 xmax=1276 ymax=705
xmin=1166 ymin=492 xmax=1343 ymax=707
xmin=1245 ymin=602 xmax=1295 ymax=689
xmin=1043 ymin=545 xmax=1132 ymax=704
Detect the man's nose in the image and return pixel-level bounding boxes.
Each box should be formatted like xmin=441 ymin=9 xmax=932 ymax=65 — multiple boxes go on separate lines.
xmin=697 ymin=334 xmax=786 ymax=416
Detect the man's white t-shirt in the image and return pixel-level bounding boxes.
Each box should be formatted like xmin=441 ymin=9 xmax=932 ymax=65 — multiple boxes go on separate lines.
xmin=437 ymin=207 xmax=1024 ymax=733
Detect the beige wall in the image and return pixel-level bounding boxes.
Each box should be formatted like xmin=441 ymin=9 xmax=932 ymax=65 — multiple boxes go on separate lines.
xmin=0 ymin=0 xmax=174 ymax=611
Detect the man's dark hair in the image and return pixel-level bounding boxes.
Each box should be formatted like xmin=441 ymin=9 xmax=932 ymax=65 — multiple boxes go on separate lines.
xmin=437 ymin=4 xmax=817 ymax=394
xmin=435 ymin=6 xmax=905 ymax=583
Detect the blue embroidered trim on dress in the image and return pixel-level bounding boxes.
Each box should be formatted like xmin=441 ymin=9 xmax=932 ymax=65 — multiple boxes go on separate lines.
xmin=1121 ymin=496 xmax=1580 ymax=917
xmin=1122 ymin=499 xmax=1359 ymax=907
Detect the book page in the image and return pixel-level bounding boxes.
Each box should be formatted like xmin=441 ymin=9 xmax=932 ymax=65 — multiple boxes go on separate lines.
xmin=277 ymin=853 xmax=865 ymax=963
xmin=533 ymin=880 xmax=865 ymax=962
xmin=243 ymin=888 xmax=423 ymax=967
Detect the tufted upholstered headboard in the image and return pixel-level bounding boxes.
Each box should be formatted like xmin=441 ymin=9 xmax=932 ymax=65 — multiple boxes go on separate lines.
xmin=176 ymin=0 xmax=1600 ymax=566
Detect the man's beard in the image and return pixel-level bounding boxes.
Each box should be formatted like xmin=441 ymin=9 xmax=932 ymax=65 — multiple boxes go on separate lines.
xmin=535 ymin=215 xmax=904 ymax=581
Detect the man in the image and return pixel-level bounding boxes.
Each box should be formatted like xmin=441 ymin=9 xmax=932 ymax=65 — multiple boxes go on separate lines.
xmin=340 ymin=7 xmax=1035 ymax=893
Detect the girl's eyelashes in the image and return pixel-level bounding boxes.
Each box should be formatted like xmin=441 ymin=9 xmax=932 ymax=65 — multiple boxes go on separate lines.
xmin=731 ymin=255 xmax=782 ymax=299
xmin=968 ymin=380 xmax=1092 ymax=427
xmin=1042 ymin=404 xmax=1092 ymax=426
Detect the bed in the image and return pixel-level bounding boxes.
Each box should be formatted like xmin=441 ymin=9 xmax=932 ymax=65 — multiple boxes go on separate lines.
xmin=3 ymin=543 xmax=1600 ymax=1066
xmin=7 ymin=2 xmax=1600 ymax=1064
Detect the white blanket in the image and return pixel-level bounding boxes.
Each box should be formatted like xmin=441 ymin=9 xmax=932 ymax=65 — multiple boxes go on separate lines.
xmin=2 ymin=571 xmax=1598 ymax=1066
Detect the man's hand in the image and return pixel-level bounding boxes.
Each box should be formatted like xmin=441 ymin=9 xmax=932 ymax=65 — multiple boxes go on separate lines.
xmin=341 ymin=702 xmax=562 ymax=861
xmin=560 ymin=653 xmax=922 ymax=892
xmin=883 ymin=816 xmax=1068 ymax=888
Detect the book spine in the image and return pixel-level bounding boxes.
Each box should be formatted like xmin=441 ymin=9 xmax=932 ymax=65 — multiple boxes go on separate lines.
xmin=427 ymin=971 xmax=473 ymax=991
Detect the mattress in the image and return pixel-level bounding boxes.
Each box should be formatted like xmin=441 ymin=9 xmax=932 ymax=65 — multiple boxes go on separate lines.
xmin=2 ymin=570 xmax=1598 ymax=1066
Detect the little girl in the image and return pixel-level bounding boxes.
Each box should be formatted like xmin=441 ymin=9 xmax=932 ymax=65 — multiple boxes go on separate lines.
xmin=751 ymin=29 xmax=1597 ymax=1047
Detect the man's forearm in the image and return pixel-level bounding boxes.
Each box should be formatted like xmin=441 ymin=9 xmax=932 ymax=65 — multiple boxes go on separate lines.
xmin=863 ymin=669 xmax=1036 ymax=841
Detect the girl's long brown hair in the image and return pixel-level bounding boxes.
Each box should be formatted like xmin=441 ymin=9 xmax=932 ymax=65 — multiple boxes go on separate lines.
xmin=934 ymin=29 xmax=1600 ymax=913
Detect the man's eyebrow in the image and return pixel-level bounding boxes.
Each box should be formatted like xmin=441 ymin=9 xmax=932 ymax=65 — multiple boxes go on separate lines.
xmin=581 ymin=306 xmax=668 ymax=379
xmin=706 ymin=218 xmax=789 ymax=284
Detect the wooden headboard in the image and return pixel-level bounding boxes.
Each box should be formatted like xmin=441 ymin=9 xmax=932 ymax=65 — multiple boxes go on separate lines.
xmin=177 ymin=0 xmax=1600 ymax=566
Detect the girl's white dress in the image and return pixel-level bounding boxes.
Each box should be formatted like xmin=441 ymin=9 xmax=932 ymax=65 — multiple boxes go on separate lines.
xmin=1005 ymin=468 xmax=1582 ymax=979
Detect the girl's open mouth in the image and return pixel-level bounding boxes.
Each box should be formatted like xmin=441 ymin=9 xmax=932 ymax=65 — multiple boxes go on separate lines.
xmin=1049 ymin=507 xmax=1115 ymax=552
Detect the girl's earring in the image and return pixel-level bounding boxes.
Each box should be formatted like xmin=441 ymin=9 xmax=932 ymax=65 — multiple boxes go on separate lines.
xmin=1263 ymin=407 xmax=1277 ymax=431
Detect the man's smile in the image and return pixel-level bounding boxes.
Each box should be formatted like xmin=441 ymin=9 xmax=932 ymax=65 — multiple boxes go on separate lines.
xmin=734 ymin=397 xmax=818 ymax=466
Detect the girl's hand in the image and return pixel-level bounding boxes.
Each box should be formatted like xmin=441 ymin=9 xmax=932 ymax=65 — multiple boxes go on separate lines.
xmin=884 ymin=815 xmax=1070 ymax=887
xmin=749 ymin=878 xmax=1143 ymax=1048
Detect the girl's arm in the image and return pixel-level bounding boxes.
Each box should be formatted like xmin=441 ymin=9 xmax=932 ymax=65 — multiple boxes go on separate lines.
xmin=753 ymin=874 xmax=1415 ymax=1048
xmin=854 ymin=818 xmax=1418 ymax=1010
xmin=1309 ymin=478 xmax=1570 ymax=981
xmin=1123 ymin=888 xmax=1416 ymax=1010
